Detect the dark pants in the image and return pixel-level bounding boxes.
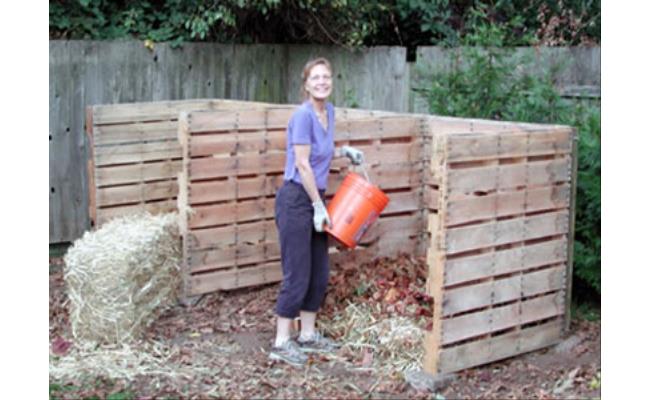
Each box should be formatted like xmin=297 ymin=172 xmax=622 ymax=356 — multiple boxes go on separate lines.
xmin=274 ymin=181 xmax=330 ymax=319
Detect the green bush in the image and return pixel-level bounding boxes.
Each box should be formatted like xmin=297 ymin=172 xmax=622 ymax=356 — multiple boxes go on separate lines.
xmin=49 ymin=1 xmax=599 ymax=47
xmin=416 ymin=12 xmax=601 ymax=297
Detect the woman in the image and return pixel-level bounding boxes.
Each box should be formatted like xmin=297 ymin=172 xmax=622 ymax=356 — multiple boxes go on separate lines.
xmin=270 ymin=57 xmax=364 ymax=366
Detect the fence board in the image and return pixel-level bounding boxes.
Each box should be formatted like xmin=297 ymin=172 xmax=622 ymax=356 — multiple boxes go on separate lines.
xmin=51 ymin=41 xmax=595 ymax=243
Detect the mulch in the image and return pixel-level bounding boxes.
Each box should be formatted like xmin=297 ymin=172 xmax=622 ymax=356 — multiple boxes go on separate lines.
xmin=49 ymin=254 xmax=600 ymax=399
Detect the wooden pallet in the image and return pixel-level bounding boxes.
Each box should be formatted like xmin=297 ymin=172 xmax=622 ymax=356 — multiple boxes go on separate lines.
xmin=423 ymin=125 xmax=576 ymax=375
xmin=86 ymin=99 xmax=286 ymax=227
xmin=86 ymin=99 xmax=408 ymax=227
xmin=177 ymin=108 xmax=427 ymax=296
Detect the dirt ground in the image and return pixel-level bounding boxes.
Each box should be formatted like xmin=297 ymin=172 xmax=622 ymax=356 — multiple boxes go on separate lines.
xmin=49 ymin=256 xmax=600 ymax=399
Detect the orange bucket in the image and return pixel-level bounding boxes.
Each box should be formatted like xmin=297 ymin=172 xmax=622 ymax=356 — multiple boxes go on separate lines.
xmin=325 ymin=172 xmax=389 ymax=248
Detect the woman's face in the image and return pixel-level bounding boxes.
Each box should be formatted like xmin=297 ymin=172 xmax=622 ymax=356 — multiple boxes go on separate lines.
xmin=305 ymin=64 xmax=332 ymax=101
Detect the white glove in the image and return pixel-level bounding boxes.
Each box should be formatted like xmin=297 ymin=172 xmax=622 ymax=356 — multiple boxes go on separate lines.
xmin=341 ymin=145 xmax=365 ymax=165
xmin=312 ymin=200 xmax=331 ymax=232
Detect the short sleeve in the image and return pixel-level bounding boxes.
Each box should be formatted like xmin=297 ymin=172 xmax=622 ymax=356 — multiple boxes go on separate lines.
xmin=290 ymin=108 xmax=312 ymax=145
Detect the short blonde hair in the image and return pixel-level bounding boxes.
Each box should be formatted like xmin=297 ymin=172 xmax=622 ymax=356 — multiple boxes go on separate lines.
xmin=301 ymin=57 xmax=333 ymax=100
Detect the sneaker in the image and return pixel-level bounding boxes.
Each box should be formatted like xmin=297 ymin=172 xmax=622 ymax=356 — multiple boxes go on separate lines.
xmin=269 ymin=339 xmax=308 ymax=367
xmin=297 ymin=332 xmax=341 ymax=353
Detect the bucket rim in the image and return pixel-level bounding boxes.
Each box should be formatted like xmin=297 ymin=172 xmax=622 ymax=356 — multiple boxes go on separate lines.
xmin=340 ymin=172 xmax=389 ymax=204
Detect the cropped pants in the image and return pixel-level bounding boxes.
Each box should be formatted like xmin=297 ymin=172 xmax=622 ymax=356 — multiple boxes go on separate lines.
xmin=274 ymin=181 xmax=329 ymax=319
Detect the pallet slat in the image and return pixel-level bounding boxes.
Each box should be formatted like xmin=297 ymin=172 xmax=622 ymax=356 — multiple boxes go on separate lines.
xmin=188 ymin=198 xmax=276 ymax=229
xmin=383 ymin=191 xmax=421 ymax=214
xmin=336 ymin=117 xmax=420 ymax=141
xmin=445 ymin=210 xmax=569 ymax=255
xmin=444 ymin=238 xmax=567 ymax=286
xmin=94 ymin=140 xmax=181 ymax=166
xmin=189 ymin=129 xmax=286 ymax=157
xmin=186 ymin=220 xmax=277 ymax=250
xmin=358 ymin=213 xmax=421 ymax=245
xmin=189 ymin=152 xmax=285 ymax=180
xmin=92 ymin=99 xmax=273 ymax=125
xmin=189 ymin=262 xmax=283 ymax=295
xmin=442 ymin=265 xmax=565 ymax=316
xmin=188 ymin=109 xmax=291 ymax=133
xmin=95 ymin=160 xmax=182 ymax=187
xmin=190 ymin=242 xmax=281 ymax=272
xmin=446 ymin=184 xmax=570 ymax=225
xmin=446 ymin=129 xmax=572 ymax=161
xmin=437 ymin=319 xmax=563 ymax=373
xmin=441 ymin=291 xmax=563 ymax=345
xmin=447 ymin=158 xmax=570 ymax=196
xmin=93 ymin=121 xmax=178 ymax=145
xmin=95 ymin=199 xmax=178 ymax=225
xmin=190 ymin=175 xmax=284 ymax=204
xmin=96 ymin=180 xmax=178 ymax=207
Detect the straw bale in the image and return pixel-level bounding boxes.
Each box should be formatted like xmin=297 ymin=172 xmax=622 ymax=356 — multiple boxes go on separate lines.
xmin=63 ymin=212 xmax=181 ymax=344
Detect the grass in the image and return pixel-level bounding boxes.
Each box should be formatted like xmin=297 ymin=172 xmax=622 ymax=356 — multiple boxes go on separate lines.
xmin=571 ymin=299 xmax=601 ymax=322
xmin=49 ymin=383 xmax=79 ymax=399
xmin=50 ymin=374 xmax=138 ymax=400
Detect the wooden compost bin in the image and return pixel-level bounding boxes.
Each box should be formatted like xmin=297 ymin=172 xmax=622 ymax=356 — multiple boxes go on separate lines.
xmin=422 ymin=118 xmax=576 ymax=374
xmin=176 ymin=107 xmax=430 ymax=296
xmin=86 ymin=99 xmax=577 ymax=377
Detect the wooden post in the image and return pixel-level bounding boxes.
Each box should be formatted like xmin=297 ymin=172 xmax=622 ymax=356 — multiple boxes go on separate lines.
xmin=564 ymin=128 xmax=579 ymax=333
xmin=423 ymin=133 xmax=448 ymax=375
xmin=177 ymin=112 xmax=192 ymax=303
xmin=85 ymin=106 xmax=97 ymax=229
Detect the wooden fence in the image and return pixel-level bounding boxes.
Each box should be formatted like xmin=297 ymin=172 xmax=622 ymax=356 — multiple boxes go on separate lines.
xmin=50 ymin=40 xmax=597 ymax=243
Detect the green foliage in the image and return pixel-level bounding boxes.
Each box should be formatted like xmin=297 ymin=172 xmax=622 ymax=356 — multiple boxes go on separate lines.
xmin=106 ymin=391 xmax=137 ymax=400
xmin=49 ymin=1 xmax=600 ymax=47
xmin=571 ymin=299 xmax=600 ymax=322
xmin=343 ymin=88 xmax=361 ymax=109
xmin=417 ymin=13 xmax=600 ymax=297
xmin=589 ymin=371 xmax=601 ymax=390
xmin=49 ymin=383 xmax=79 ymax=399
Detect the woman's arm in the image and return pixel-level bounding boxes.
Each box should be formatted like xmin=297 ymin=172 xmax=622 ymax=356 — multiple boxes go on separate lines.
xmin=294 ymin=144 xmax=322 ymax=203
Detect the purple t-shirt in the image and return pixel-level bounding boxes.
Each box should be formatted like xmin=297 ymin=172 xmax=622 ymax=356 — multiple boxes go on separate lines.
xmin=283 ymin=101 xmax=335 ymax=190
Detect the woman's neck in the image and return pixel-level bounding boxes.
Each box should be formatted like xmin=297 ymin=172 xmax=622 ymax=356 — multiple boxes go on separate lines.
xmin=309 ymin=98 xmax=326 ymax=114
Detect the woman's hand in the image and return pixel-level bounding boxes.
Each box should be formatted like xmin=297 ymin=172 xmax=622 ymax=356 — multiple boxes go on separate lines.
xmin=312 ymin=200 xmax=331 ymax=232
xmin=341 ymin=145 xmax=365 ymax=165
